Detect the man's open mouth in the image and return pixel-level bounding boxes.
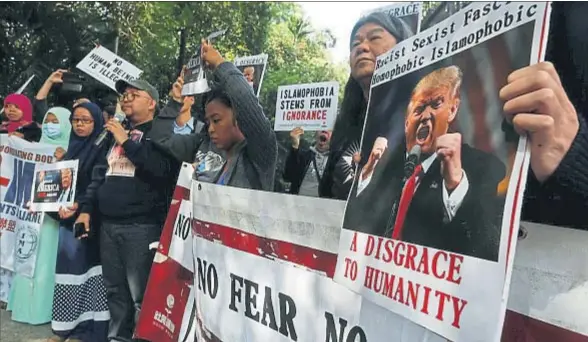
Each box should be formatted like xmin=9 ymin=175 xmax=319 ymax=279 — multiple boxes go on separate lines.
xmin=416 ymin=125 xmax=430 ymax=142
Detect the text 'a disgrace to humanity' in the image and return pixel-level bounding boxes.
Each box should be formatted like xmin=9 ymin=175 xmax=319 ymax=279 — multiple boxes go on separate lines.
xmin=195 ymin=257 xmax=374 ymax=342
xmin=372 ymin=2 xmax=539 ymax=84
xmin=342 ymin=233 xmax=468 ymax=329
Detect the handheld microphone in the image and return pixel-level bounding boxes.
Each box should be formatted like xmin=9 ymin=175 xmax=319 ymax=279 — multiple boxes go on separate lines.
xmin=403 ymin=145 xmax=422 ymax=182
xmin=95 ymin=103 xmax=126 ymax=147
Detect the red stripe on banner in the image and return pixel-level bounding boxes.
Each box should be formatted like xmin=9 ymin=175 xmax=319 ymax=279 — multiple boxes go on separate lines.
xmin=506 ymin=148 xmax=527 ymax=270
xmin=157 ymin=186 xmax=191 ymax=256
xmin=0 ymin=176 xmax=9 ymax=187
xmin=502 ymin=310 xmax=588 ymax=342
xmin=193 ymin=220 xmax=338 ymax=278
xmin=537 ymin=4 xmax=550 ymax=61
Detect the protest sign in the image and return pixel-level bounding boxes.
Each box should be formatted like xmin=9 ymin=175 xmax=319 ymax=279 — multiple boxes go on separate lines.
xmin=274 ymin=81 xmax=339 ymax=131
xmin=333 ymin=2 xmax=551 ymax=341
xmin=234 ymin=54 xmax=269 ymax=98
xmin=135 ymin=163 xmax=197 ymax=342
xmin=187 ymin=183 xmax=587 ymax=342
xmin=182 ymin=46 xmax=211 ymax=96
xmin=362 ymin=1 xmax=423 ymax=34
xmin=182 ymin=30 xmax=226 ymax=96
xmin=30 ymin=159 xmax=78 ymax=212
xmin=0 ymin=136 xmax=55 ymax=278
xmin=76 ymin=45 xmax=143 ymax=91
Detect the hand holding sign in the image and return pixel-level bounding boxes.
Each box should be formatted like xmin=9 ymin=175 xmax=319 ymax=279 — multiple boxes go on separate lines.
xmin=201 ymin=39 xmax=224 ymax=70
xmin=499 ymin=62 xmax=580 ymax=182
xmin=59 ymin=202 xmax=79 ymax=219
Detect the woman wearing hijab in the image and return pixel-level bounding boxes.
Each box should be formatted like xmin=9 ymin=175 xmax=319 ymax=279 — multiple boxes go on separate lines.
xmin=7 ymin=107 xmax=72 ymax=325
xmin=1 ymin=93 xmax=41 ymax=141
xmin=46 ymin=102 xmax=109 ymax=342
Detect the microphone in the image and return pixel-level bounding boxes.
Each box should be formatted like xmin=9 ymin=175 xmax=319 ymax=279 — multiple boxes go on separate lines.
xmin=403 ymin=145 xmax=422 ymax=182
xmin=95 ymin=104 xmax=126 ymax=147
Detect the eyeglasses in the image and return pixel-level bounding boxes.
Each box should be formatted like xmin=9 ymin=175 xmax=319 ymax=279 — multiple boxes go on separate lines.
xmin=119 ymin=92 xmax=150 ymax=102
xmin=71 ymin=117 xmax=94 ymax=125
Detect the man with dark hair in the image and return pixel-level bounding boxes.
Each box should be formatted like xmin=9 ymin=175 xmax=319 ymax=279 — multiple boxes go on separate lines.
xmin=75 ymin=78 xmax=180 ymax=342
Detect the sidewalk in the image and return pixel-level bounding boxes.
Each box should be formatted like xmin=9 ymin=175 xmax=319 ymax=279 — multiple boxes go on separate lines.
xmin=0 ymin=309 xmax=51 ymax=342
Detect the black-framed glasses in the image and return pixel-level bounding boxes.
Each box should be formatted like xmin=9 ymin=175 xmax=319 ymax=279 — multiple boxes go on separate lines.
xmin=71 ymin=117 xmax=94 ymax=125
xmin=119 ymin=92 xmax=150 ymax=102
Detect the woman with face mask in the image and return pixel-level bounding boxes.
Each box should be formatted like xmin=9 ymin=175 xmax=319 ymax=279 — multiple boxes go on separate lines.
xmin=43 ymin=102 xmax=109 ymax=342
xmin=39 ymin=107 xmax=72 ymax=161
xmin=7 ymin=107 xmax=71 ymax=326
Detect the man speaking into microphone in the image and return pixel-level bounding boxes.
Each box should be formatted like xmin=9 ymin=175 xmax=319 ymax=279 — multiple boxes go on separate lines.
xmin=76 ymin=79 xmax=180 ymax=342
xmin=347 ymin=66 xmax=505 ymax=262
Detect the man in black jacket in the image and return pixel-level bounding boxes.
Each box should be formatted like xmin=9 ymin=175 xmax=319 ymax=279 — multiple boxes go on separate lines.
xmin=347 ymin=66 xmax=505 ymax=262
xmin=283 ymin=127 xmax=331 ymax=197
xmin=75 ymin=79 xmax=180 ymax=342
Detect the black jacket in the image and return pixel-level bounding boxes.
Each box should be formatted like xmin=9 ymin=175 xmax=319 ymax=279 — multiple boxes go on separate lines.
xmin=79 ymin=118 xmax=180 ymax=226
xmin=345 ymin=144 xmax=505 ymax=261
xmin=283 ymin=139 xmax=316 ymax=195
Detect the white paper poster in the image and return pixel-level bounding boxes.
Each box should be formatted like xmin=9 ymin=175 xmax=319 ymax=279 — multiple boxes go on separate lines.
xmin=76 ymin=45 xmax=143 ymax=91
xmin=274 ymin=81 xmax=339 ymax=131
xmin=30 ymin=159 xmax=79 ymax=212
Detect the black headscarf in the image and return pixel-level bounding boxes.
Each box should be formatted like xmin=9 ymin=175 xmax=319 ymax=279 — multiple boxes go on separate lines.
xmin=320 ymin=13 xmax=414 ymax=200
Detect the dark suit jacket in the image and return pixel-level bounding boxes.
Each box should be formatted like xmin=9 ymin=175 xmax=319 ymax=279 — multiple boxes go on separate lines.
xmin=344 ymin=143 xmax=506 ymax=262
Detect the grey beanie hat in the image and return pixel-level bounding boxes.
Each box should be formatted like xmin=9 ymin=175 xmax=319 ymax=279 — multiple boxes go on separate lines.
xmin=350 ymin=11 xmax=414 ymax=50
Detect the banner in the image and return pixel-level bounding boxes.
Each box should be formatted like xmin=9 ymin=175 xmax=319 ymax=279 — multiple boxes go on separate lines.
xmin=274 ymin=81 xmax=339 ymax=131
xmin=0 ymin=136 xmax=56 ymax=277
xmin=234 ymin=54 xmax=269 ymax=98
xmin=30 ymin=159 xmax=79 ymax=212
xmin=135 ymin=163 xmax=197 ymax=342
xmin=76 ymin=45 xmax=143 ymax=91
xmin=333 ymin=2 xmax=550 ymax=341
xmin=362 ymin=2 xmax=423 ymax=34
xmin=188 ymin=184 xmax=588 ymax=342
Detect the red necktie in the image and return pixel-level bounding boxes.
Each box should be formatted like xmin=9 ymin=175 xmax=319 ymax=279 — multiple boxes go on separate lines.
xmin=391 ymin=164 xmax=424 ymax=240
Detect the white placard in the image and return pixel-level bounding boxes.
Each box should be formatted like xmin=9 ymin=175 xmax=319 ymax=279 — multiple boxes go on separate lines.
xmin=274 ymin=81 xmax=339 ymax=131
xmin=76 ymin=45 xmax=143 ymax=91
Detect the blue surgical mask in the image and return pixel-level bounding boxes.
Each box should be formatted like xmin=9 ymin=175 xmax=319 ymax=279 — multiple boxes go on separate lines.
xmin=43 ymin=123 xmax=62 ymax=139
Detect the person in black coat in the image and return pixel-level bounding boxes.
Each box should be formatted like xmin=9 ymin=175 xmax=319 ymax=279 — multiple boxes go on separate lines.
xmin=346 ymin=66 xmax=505 ymax=261
xmin=283 ymin=127 xmax=331 ymax=197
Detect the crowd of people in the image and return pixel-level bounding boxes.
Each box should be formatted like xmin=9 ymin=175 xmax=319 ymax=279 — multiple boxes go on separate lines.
xmin=1 ymin=3 xmax=587 ymax=342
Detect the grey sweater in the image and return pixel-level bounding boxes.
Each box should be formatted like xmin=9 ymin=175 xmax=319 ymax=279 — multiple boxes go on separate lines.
xmin=157 ymin=61 xmax=277 ymax=192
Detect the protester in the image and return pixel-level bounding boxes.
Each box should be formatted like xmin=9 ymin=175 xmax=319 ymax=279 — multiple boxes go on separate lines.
xmin=74 ymin=79 xmax=180 ymax=341
xmin=159 ymin=40 xmax=277 ymax=191
xmin=1 ymin=93 xmax=41 ymax=141
xmin=283 ymin=127 xmax=331 ymax=197
xmin=46 ymin=102 xmax=109 ymax=342
xmin=7 ymin=107 xmax=72 ymax=325
xmin=38 ymin=107 xmax=73 ymax=161
xmin=319 ymin=12 xmax=413 ymax=200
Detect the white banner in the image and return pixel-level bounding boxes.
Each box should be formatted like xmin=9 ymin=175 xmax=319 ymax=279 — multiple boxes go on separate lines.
xmin=362 ymin=1 xmax=423 ymax=34
xmin=190 ymin=183 xmax=588 ymax=342
xmin=274 ymin=81 xmax=339 ymax=131
xmin=76 ymin=45 xmax=143 ymax=91
xmin=0 ymin=136 xmax=56 ymax=277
